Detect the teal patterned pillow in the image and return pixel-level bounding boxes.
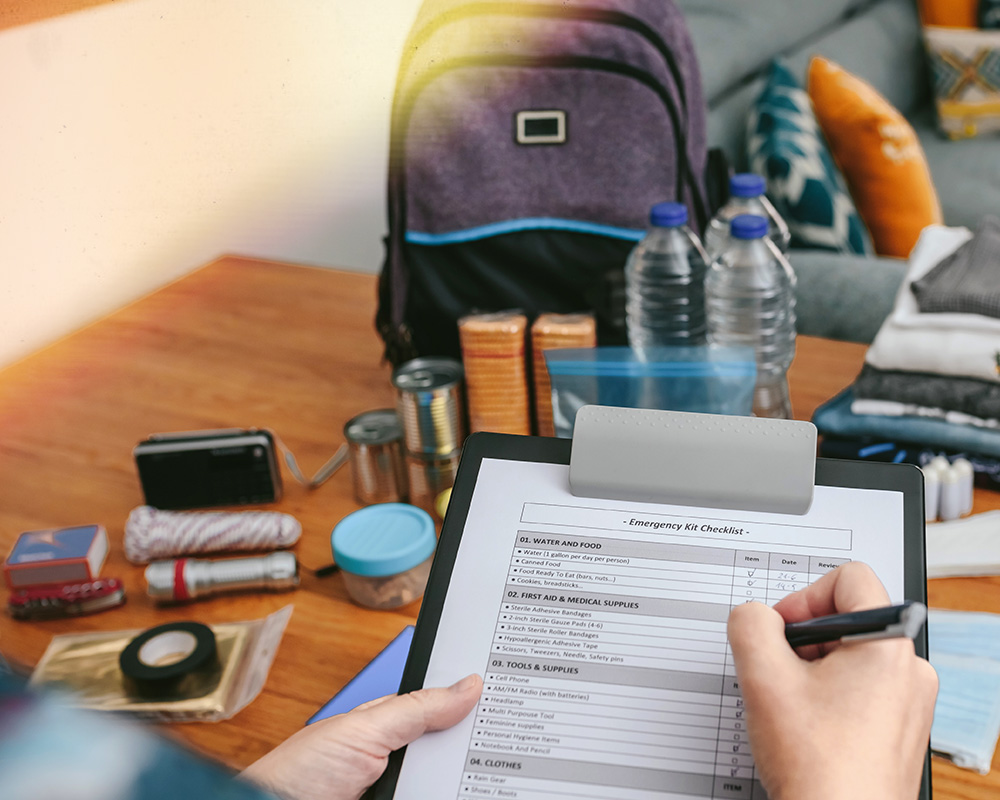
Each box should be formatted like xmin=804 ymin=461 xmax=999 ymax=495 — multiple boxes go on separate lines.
xmin=747 ymin=60 xmax=873 ymax=255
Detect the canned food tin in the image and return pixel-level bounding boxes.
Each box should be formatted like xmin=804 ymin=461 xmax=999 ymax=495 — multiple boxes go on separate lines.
xmin=392 ymin=357 xmax=466 ymax=455
xmin=405 ymin=450 xmax=461 ymax=521
xmin=344 ymin=409 xmax=407 ymax=505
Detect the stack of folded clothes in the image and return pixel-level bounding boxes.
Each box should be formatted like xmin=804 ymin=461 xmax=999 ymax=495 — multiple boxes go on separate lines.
xmin=813 ymin=218 xmax=1000 ymax=489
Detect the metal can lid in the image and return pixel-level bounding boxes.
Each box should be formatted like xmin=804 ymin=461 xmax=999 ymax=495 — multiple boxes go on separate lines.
xmin=331 ymin=504 xmax=436 ymax=577
xmin=344 ymin=409 xmax=403 ymax=445
xmin=392 ymin=357 xmax=464 ymax=393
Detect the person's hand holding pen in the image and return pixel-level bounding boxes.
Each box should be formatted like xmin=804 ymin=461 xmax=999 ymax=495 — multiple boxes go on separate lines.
xmin=727 ymin=562 xmax=938 ymax=800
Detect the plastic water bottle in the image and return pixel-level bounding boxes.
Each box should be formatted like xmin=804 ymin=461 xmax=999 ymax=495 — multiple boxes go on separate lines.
xmin=625 ymin=201 xmax=708 ymax=353
xmin=705 ymin=214 xmax=797 ymax=419
xmin=704 ymin=173 xmax=791 ymax=259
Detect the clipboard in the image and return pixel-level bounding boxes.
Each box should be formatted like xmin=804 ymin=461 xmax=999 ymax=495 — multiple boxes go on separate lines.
xmin=370 ymin=407 xmax=928 ymax=800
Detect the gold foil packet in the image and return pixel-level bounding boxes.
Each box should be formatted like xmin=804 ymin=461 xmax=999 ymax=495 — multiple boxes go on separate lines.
xmin=29 ymin=605 xmax=292 ymax=722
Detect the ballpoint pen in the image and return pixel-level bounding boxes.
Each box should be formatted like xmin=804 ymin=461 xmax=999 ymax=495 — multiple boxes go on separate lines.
xmin=784 ymin=600 xmax=928 ymax=648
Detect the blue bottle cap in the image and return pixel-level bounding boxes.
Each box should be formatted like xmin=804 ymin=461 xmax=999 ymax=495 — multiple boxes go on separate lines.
xmin=649 ymin=201 xmax=688 ymax=227
xmin=730 ymin=214 xmax=769 ymax=240
xmin=331 ymin=503 xmax=436 ymax=577
xmin=729 ymin=173 xmax=766 ymax=198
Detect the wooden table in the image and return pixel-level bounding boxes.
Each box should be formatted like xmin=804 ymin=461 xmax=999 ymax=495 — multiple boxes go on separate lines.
xmin=2 ymin=256 xmax=998 ymax=795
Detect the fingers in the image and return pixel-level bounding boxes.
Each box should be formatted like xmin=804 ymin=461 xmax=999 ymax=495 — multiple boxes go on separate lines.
xmin=727 ymin=601 xmax=799 ymax=682
xmin=352 ymin=694 xmax=396 ymax=713
xmin=772 ymin=562 xmax=890 ymax=624
xmin=350 ymin=674 xmax=483 ymax=754
xmin=420 ymin=674 xmax=484 ymax=732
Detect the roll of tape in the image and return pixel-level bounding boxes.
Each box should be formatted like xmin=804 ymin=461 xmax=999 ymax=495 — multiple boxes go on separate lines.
xmin=119 ymin=621 xmax=218 ymax=697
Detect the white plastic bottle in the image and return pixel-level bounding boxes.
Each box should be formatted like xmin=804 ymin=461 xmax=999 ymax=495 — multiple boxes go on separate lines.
xmin=705 ymin=214 xmax=797 ymax=418
xmin=625 ymin=201 xmax=708 ymax=355
xmin=704 ymin=173 xmax=791 ymax=259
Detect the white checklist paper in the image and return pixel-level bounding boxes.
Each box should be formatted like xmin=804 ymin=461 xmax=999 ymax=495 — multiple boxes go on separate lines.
xmin=393 ymin=458 xmax=906 ymax=799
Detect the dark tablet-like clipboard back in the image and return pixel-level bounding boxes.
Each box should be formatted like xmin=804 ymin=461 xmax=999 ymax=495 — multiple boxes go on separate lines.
xmin=371 ymin=406 xmax=928 ymax=800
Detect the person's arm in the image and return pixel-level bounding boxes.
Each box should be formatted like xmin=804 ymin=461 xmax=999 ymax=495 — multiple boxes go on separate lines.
xmin=727 ymin=561 xmax=937 ymax=800
xmin=240 ymin=673 xmax=482 ymax=800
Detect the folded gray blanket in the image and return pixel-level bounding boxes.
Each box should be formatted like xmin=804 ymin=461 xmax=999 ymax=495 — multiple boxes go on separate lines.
xmin=911 ymin=215 xmax=1000 ymax=318
xmin=853 ymin=363 xmax=1000 ymax=420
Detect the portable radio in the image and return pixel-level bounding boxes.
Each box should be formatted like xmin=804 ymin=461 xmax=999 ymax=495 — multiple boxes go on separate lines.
xmin=133 ymin=428 xmax=282 ymax=510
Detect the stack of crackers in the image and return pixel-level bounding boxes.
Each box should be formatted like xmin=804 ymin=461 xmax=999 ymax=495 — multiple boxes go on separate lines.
xmin=530 ymin=313 xmax=597 ymax=436
xmin=458 ymin=311 xmax=531 ymax=435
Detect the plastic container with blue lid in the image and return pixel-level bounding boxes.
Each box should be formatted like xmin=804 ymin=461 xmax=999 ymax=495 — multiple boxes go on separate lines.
xmin=331 ymin=503 xmax=436 ymax=609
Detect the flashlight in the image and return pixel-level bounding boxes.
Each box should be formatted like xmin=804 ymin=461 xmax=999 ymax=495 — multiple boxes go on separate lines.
xmin=145 ymin=552 xmax=298 ymax=602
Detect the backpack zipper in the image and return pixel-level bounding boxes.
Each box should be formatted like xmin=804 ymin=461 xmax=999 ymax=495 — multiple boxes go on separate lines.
xmin=403 ymin=2 xmax=692 ymax=121
xmin=397 ymin=2 xmax=705 ymax=223
xmin=399 ymin=53 xmax=694 ymax=209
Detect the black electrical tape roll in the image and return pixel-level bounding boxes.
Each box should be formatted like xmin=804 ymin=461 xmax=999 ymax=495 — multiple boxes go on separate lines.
xmin=119 ymin=620 xmax=218 ymax=697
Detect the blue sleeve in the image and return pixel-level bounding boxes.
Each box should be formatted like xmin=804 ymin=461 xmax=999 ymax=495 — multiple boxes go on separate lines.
xmin=0 ymin=670 xmax=277 ymax=800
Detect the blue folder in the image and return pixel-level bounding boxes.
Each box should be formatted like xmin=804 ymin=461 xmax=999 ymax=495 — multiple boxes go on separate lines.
xmin=306 ymin=626 xmax=414 ymax=725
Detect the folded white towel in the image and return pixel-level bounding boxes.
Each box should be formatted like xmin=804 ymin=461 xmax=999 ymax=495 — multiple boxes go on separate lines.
xmin=927 ymin=510 xmax=1000 ymax=578
xmin=865 ymin=321 xmax=1000 ymax=383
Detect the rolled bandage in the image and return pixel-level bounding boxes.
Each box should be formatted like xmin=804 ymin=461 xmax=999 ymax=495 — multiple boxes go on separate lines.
xmin=124 ymin=505 xmax=302 ymax=564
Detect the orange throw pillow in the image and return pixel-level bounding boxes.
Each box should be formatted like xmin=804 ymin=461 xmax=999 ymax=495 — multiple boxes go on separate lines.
xmin=807 ymin=56 xmax=942 ymax=259
xmin=918 ymin=0 xmax=978 ymax=28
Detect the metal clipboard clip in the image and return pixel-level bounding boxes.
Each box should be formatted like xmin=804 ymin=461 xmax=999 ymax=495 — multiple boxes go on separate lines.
xmin=568 ymin=406 xmax=818 ymax=515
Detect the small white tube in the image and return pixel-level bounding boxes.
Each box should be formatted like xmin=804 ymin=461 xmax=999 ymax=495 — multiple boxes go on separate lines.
xmin=938 ymin=466 xmax=963 ymax=522
xmin=929 ymin=455 xmax=951 ymax=474
xmin=951 ymin=458 xmax=974 ymax=516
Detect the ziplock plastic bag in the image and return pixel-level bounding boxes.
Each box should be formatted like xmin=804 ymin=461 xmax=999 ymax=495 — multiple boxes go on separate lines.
xmin=545 ymin=346 xmax=756 ymax=438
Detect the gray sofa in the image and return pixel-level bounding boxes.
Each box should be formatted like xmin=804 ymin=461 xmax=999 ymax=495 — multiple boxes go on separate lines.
xmin=678 ymin=0 xmax=1000 ymax=343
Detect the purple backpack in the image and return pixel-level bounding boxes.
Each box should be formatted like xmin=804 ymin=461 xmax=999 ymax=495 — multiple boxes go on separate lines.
xmin=376 ymin=0 xmax=708 ymax=364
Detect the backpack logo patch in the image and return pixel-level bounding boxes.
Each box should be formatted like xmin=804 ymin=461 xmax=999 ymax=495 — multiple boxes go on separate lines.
xmin=515 ymin=110 xmax=567 ymax=145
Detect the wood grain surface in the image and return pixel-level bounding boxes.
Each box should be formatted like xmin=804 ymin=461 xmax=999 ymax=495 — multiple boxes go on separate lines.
xmin=1 ymin=255 xmax=998 ymax=795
